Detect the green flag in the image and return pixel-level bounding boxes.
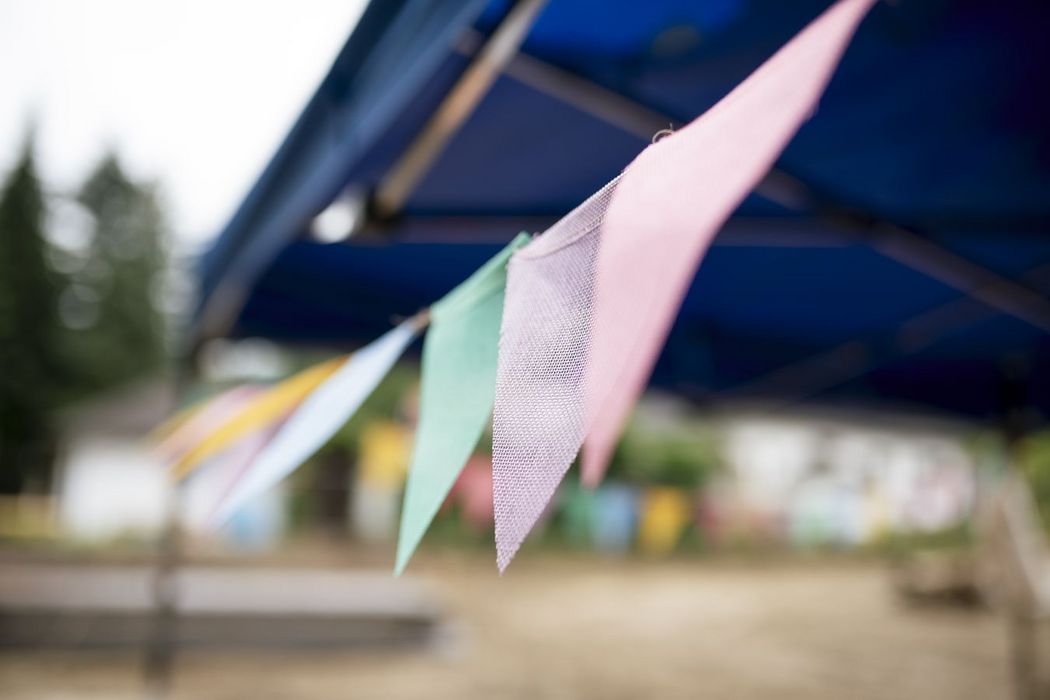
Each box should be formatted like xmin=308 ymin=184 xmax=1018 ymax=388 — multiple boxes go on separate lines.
xmin=395 ymin=234 xmax=530 ymax=574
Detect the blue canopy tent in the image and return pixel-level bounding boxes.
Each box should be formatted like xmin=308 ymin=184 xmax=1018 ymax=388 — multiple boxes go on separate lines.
xmin=195 ymin=0 xmax=1050 ymax=426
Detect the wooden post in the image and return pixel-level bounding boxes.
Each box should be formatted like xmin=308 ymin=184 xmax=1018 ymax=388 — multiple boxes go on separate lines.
xmin=143 ymin=481 xmax=181 ymax=699
xmin=997 ymin=355 xmax=1042 ymax=700
xmin=143 ymin=357 xmax=195 ymax=699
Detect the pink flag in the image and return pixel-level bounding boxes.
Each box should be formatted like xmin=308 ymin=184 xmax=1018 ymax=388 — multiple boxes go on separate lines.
xmin=154 ymin=386 xmax=263 ymax=464
xmin=582 ymin=0 xmax=876 ymax=486
xmin=493 ymin=0 xmax=875 ymax=571
xmin=181 ymin=421 xmax=282 ymax=532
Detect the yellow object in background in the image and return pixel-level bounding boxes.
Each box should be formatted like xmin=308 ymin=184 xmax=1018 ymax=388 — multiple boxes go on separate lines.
xmin=358 ymin=421 xmax=412 ymax=489
xmin=170 ymin=356 xmax=347 ymax=480
xmin=638 ymin=486 xmax=692 ymax=556
xmin=0 ymin=495 xmax=58 ymax=541
xmin=352 ymin=421 xmax=412 ymax=543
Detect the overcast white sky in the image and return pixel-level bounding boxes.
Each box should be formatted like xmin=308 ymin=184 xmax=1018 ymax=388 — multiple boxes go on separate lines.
xmin=0 ymin=0 xmax=367 ymax=250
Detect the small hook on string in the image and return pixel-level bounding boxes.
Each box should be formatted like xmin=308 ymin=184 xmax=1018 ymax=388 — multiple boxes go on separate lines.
xmin=390 ymin=307 xmax=431 ymax=331
xmin=652 ymin=124 xmax=675 ymax=143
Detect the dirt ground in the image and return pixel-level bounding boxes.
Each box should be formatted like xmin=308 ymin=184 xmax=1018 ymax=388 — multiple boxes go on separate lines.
xmin=0 ymin=554 xmax=1011 ymax=699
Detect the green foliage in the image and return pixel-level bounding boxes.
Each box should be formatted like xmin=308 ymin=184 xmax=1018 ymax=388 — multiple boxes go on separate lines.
xmin=0 ymin=137 xmax=64 ymax=492
xmin=63 ymin=154 xmax=167 ymax=391
xmin=1019 ymin=430 xmax=1050 ymax=532
xmin=0 ymin=135 xmax=168 ymax=494
xmin=878 ymin=522 xmax=974 ymax=558
xmin=606 ymin=420 xmax=722 ymax=488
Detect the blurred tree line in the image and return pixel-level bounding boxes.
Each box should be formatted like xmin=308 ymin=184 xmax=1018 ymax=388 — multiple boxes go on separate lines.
xmin=0 ymin=133 xmax=167 ymax=494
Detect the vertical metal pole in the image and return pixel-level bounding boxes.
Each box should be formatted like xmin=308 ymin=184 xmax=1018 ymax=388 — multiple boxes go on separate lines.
xmin=143 ymin=360 xmax=194 ymax=699
xmin=144 ymin=483 xmax=181 ymax=699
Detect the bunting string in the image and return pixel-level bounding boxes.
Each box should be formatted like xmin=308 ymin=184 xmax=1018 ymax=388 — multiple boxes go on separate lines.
xmin=154 ymin=0 xmax=875 ymax=574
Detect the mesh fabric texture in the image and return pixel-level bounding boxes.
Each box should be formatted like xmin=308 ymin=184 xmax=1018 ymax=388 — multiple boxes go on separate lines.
xmin=492 ymin=176 xmax=621 ymax=572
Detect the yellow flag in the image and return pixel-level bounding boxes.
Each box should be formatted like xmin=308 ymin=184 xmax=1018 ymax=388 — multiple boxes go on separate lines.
xmin=359 ymin=421 xmax=411 ymax=489
xmin=170 ymin=356 xmax=347 ymax=480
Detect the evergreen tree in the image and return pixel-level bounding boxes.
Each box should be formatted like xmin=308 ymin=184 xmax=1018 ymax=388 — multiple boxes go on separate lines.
xmin=0 ymin=142 xmax=169 ymax=495
xmin=71 ymin=153 xmax=167 ymax=390
xmin=0 ymin=137 xmax=63 ymax=493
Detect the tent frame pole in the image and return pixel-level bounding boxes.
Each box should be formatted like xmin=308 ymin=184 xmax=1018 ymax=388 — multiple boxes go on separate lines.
xmin=372 ymin=0 xmax=549 ymax=219
xmin=715 ymin=263 xmax=1050 ymax=408
xmin=483 ymin=39 xmax=1050 ymax=333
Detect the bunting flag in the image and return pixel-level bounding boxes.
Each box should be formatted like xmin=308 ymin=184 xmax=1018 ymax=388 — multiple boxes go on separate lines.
xmin=395 ymin=234 xmax=529 ymax=575
xmin=212 ymin=319 xmax=419 ymax=526
xmin=492 ymin=0 xmax=874 ymax=571
xmin=181 ymin=422 xmax=279 ymax=532
xmin=170 ymin=356 xmax=346 ymax=480
xmin=492 ymin=178 xmax=621 ymax=572
xmin=582 ymin=0 xmax=877 ymax=486
xmin=153 ymin=385 xmax=263 ymax=464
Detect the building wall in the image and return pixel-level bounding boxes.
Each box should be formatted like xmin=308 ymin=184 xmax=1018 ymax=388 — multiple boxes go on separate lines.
xmin=720 ymin=417 xmax=975 ymax=546
xmin=56 ymin=434 xmax=168 ymax=540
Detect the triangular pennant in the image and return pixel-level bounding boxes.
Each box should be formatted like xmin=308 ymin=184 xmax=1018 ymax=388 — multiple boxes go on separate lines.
xmin=153 ymin=385 xmax=264 ymax=464
xmin=212 ymin=320 xmax=419 ymax=526
xmin=181 ymin=421 xmax=280 ymax=532
xmin=582 ymin=0 xmax=876 ymax=486
xmin=396 ymin=234 xmax=530 ymax=574
xmin=170 ymin=356 xmax=346 ymax=480
xmin=492 ymin=178 xmax=622 ymax=572
xmin=492 ymin=0 xmax=874 ymax=571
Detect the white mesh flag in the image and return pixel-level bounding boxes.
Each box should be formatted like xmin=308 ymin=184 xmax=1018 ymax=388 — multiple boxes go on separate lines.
xmin=492 ymin=177 xmax=620 ymax=572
